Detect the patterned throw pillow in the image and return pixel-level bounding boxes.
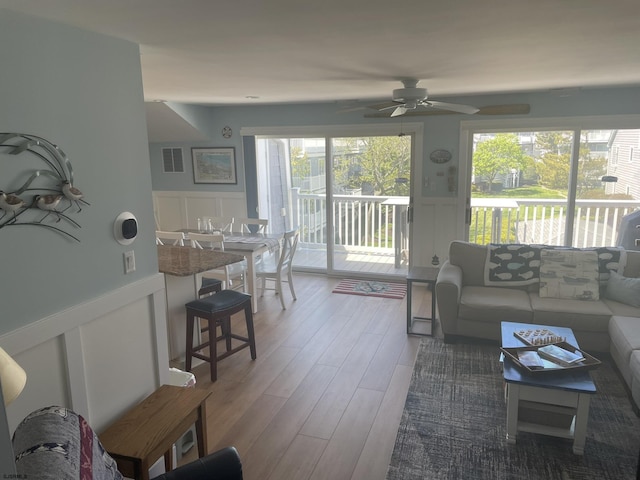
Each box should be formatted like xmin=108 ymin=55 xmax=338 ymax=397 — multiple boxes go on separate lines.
xmin=539 ymin=249 xmax=600 ymax=300
xmin=582 ymin=246 xmax=627 ymax=288
xmin=485 ymin=244 xmax=542 ymax=286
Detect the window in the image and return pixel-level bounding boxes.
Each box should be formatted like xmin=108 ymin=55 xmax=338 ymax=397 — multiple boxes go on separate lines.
xmin=462 ymin=118 xmax=640 ymax=248
xmin=162 ymin=147 xmax=184 ymax=173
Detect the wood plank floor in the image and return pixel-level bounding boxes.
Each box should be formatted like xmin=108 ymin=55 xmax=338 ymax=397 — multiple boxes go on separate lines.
xmin=177 ymin=273 xmax=433 ymax=480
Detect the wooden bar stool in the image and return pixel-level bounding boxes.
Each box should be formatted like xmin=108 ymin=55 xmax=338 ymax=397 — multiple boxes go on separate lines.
xmin=185 ymin=290 xmax=257 ymax=382
xmin=198 ymin=277 xmax=222 ymax=297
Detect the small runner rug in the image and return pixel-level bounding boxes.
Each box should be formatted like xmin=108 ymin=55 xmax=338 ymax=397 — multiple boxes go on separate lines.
xmin=332 ymin=279 xmax=407 ymax=299
xmin=386 ymin=338 xmax=640 ymax=480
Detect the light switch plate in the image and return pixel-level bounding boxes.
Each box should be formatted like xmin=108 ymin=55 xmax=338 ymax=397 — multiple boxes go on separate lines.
xmin=124 ymin=251 xmax=135 ymax=273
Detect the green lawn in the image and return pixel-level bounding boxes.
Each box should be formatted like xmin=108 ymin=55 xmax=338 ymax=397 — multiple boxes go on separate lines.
xmin=472 ymin=185 xmax=566 ymax=199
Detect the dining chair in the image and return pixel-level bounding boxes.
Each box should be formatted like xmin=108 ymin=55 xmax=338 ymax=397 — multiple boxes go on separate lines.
xmin=189 ymin=232 xmax=247 ymax=292
xmin=156 ymin=230 xmax=186 ymax=246
xmin=232 ymin=218 xmax=268 ymax=234
xmin=256 ymin=229 xmax=299 ymax=309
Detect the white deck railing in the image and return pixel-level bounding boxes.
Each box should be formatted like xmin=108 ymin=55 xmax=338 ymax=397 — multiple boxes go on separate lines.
xmin=470 ymin=198 xmax=639 ymax=246
xmin=291 ymin=192 xmax=639 ymax=251
xmin=291 ymin=190 xmax=407 ymax=253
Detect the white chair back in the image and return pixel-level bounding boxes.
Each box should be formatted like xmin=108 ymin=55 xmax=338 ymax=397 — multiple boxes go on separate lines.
xmin=156 ymin=230 xmax=185 ymax=246
xmin=233 ymin=218 xmax=268 ymax=234
xmin=189 ymin=232 xmax=247 ymax=291
xmin=278 ymin=229 xmax=299 ymax=273
xmin=189 ymin=232 xmax=225 ymax=250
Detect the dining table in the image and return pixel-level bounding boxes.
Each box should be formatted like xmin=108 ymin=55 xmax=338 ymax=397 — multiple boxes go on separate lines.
xmin=157 ymin=244 xmax=245 ymax=362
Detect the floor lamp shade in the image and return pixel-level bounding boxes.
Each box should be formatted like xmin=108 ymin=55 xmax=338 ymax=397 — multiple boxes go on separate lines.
xmin=0 ymin=347 xmax=26 ymax=406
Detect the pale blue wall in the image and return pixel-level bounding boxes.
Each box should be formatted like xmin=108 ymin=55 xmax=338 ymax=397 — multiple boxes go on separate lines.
xmin=149 ymin=87 xmax=640 ymax=198
xmin=0 ymin=10 xmax=158 ymax=335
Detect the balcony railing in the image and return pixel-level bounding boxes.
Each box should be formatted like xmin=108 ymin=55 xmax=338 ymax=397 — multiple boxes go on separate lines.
xmin=290 ymin=190 xmax=639 ymax=254
xmin=470 ymin=198 xmax=639 ymax=246
xmin=291 ymin=189 xmax=407 ymax=254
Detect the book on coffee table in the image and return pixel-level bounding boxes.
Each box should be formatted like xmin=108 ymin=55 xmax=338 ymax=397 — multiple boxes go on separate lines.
xmin=538 ymin=344 xmax=585 ymax=366
xmin=517 ymin=350 xmax=545 ymax=369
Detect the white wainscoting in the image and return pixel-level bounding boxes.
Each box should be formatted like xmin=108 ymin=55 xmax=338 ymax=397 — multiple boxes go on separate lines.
xmin=1 ymin=273 xmax=168 ymax=434
xmin=153 ymin=190 xmax=248 ymax=231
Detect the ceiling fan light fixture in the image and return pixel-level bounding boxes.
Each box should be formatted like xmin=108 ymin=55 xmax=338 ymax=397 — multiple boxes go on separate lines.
xmin=392 ymin=86 xmax=427 ymax=103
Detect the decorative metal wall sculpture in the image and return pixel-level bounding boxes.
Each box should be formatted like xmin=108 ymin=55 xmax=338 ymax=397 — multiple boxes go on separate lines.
xmin=0 ymin=133 xmax=89 ymax=242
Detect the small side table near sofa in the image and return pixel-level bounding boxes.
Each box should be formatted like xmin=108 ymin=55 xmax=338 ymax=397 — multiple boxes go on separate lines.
xmin=406 ymin=266 xmax=439 ymax=336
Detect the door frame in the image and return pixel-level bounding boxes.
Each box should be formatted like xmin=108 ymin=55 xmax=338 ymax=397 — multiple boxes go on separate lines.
xmin=241 ymin=122 xmax=424 ymax=278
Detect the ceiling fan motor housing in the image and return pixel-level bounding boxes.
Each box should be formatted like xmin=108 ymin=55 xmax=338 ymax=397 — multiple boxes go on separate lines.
xmin=392 ymin=86 xmax=428 ymax=103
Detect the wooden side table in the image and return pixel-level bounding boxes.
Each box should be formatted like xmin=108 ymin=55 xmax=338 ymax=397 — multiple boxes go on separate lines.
xmin=100 ymin=384 xmax=211 ymax=480
xmin=406 ymin=266 xmax=439 ymax=336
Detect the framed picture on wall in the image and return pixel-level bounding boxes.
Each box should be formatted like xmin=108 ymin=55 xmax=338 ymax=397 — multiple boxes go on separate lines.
xmin=191 ymin=147 xmax=237 ymax=184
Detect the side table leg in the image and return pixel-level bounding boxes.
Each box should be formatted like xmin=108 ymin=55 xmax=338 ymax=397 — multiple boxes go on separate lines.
xmin=406 ymin=280 xmax=412 ymax=334
xmin=195 ymin=401 xmax=209 ymax=458
xmin=505 ymin=383 xmax=519 ymax=445
xmin=164 ymin=450 xmax=173 ymax=473
xmin=572 ymin=393 xmax=591 ymax=455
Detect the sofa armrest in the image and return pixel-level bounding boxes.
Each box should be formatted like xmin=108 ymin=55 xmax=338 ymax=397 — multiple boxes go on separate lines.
xmin=436 ymin=260 xmax=463 ymax=337
xmin=152 ymin=447 xmax=243 ymax=480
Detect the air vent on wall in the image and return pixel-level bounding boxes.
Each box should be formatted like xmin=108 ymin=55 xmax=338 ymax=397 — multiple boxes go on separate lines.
xmin=162 ymin=147 xmax=184 ymax=173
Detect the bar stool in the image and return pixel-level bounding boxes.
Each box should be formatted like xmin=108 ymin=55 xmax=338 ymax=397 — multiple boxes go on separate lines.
xmin=199 ymin=277 xmax=222 ymax=297
xmin=185 ymin=290 xmax=257 ymax=382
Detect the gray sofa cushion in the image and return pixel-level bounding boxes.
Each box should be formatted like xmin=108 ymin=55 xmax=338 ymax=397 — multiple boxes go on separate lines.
xmin=604 ymin=298 xmax=640 ymax=317
xmin=609 ymin=316 xmax=640 ymax=384
xmin=529 ymin=292 xmax=612 ymax=332
xmin=460 ymin=286 xmax=533 ymax=323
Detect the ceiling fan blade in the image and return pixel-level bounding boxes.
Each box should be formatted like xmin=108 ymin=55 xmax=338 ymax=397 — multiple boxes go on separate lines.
xmin=390 ymin=106 xmax=407 ymax=117
xmin=425 ymin=101 xmax=479 ymax=115
xmin=476 ymin=104 xmax=531 ymax=115
xmin=363 ymin=103 xmax=531 ymax=118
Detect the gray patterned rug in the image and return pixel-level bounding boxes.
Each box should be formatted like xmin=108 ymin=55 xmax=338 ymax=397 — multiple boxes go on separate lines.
xmin=387 ymin=338 xmax=640 ymax=480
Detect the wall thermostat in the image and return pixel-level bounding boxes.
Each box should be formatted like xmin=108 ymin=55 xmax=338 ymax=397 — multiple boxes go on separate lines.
xmin=114 ymin=211 xmax=138 ymax=245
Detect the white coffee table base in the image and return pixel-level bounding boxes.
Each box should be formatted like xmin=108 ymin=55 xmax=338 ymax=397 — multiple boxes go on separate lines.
xmin=505 ymin=382 xmax=591 ymax=455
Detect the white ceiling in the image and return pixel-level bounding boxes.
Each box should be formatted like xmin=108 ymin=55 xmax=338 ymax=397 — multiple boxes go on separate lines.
xmin=2 ymin=0 xmax=640 ymax=106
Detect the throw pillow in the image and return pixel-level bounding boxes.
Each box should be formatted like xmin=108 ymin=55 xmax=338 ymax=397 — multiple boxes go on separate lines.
xmin=582 ymin=246 xmax=627 ymax=288
xmin=539 ymin=249 xmax=600 ymax=300
xmin=13 ymin=406 xmax=123 ymax=480
xmin=604 ymin=271 xmax=640 ymax=307
xmin=484 ymin=244 xmax=542 ymax=286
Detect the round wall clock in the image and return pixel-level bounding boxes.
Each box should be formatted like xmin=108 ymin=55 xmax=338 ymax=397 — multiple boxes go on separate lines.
xmin=222 ymin=126 xmax=232 ymax=139
xmin=430 ymin=149 xmax=452 ymax=164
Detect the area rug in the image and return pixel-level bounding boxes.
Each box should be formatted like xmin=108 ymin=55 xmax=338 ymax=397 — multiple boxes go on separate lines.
xmin=332 ymin=279 xmax=407 ymax=299
xmin=387 ymin=338 xmax=640 ymax=480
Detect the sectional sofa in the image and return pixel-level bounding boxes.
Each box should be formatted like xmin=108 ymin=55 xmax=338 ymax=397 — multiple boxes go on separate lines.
xmin=435 ymin=240 xmax=640 ymax=409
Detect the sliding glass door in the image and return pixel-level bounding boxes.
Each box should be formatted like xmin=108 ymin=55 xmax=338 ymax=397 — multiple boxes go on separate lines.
xmin=330 ymin=135 xmax=411 ymax=275
xmin=253 ymin=130 xmax=414 ymax=279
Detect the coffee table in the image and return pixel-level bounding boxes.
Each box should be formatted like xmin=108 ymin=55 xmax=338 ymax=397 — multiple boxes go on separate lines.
xmin=501 ymin=321 xmax=596 ymax=455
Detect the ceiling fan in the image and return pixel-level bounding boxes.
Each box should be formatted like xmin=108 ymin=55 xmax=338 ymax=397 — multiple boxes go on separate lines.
xmin=375 ymin=78 xmax=480 ymax=117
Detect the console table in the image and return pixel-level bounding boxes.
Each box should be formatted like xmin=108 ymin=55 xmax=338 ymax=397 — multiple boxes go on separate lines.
xmin=406 ymin=266 xmax=439 ymax=336
xmin=100 ymin=384 xmax=211 ymax=480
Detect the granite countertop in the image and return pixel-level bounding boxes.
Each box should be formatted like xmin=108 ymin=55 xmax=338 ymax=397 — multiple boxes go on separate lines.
xmin=157 ymin=245 xmax=245 ymax=277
